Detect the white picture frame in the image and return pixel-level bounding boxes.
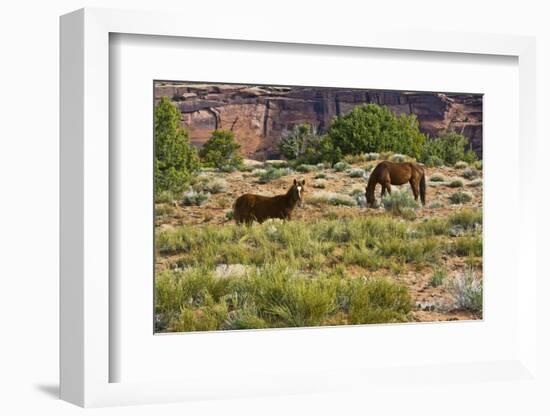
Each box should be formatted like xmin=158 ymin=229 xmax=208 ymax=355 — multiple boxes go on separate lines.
xmin=60 ymin=8 xmax=539 ymax=408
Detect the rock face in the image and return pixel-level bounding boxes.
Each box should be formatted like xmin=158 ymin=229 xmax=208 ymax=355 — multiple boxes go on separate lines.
xmin=154 ymin=82 xmax=483 ymax=160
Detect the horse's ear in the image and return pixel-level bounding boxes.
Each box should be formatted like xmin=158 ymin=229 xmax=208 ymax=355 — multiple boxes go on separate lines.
xmin=293 ymin=179 xmax=297 ymax=185
xmin=301 ymin=179 xmax=306 ymax=185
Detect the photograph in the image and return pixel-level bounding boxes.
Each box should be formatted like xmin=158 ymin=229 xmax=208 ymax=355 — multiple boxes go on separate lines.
xmin=153 ymin=81 xmax=483 ymax=333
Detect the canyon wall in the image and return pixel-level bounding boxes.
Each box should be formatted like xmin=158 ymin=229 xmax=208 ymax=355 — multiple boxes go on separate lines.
xmin=154 ymin=82 xmax=483 ymax=160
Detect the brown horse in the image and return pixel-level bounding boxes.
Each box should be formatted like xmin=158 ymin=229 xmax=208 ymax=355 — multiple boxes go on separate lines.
xmin=234 ymin=179 xmax=306 ymax=224
xmin=365 ymin=161 xmax=426 ymax=207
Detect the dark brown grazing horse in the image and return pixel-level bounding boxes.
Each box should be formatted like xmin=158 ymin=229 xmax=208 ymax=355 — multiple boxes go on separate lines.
xmin=234 ymin=179 xmax=306 ymax=224
xmin=365 ymin=161 xmax=426 ymax=207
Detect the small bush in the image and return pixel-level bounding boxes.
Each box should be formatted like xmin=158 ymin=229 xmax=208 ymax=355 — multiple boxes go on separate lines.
xmin=454 ymin=161 xmax=468 ymax=169
xmin=155 ymin=190 xmax=176 ymax=203
xmin=462 ymin=168 xmax=480 ymax=180
xmin=308 ymin=192 xmax=357 ymax=207
xmin=389 ymin=153 xmax=407 ymax=163
xmin=258 ymin=167 xmax=293 ymax=183
xmin=449 ymin=191 xmax=473 ymax=204
xmin=313 ymin=180 xmax=326 ymax=189
xmin=314 ymin=172 xmax=327 ymax=179
xmin=448 ymin=209 xmax=482 ymax=230
xmin=430 ymin=267 xmax=447 ymax=287
xmin=472 ymin=160 xmax=483 ymax=170
xmin=333 ymin=161 xmax=351 ymax=172
xmin=348 ymin=278 xmax=412 ymax=324
xmin=343 ymin=154 xmax=367 ymax=164
xmin=428 ymin=201 xmax=444 ymax=209
xmin=199 ymin=129 xmax=243 ymax=170
xmin=182 ymin=189 xmax=210 ymax=206
xmin=225 ymin=210 xmax=234 ymax=221
xmin=156 ymin=204 xmax=175 ymax=217
xmin=448 ymin=178 xmax=464 ymax=188
xmin=420 ymin=132 xmax=477 ymax=166
xmin=448 ymin=268 xmax=483 ymax=315
xmin=383 ymin=189 xmax=418 ymax=214
xmin=423 ymin=155 xmax=444 ymax=167
xmin=468 ymin=179 xmax=483 ymax=187
xmin=192 ymin=176 xmax=228 ymax=194
xmin=429 ymin=174 xmax=445 ymax=182
xmin=296 ymin=164 xmax=317 ymax=173
xmin=365 ymin=152 xmax=380 ymax=161
xmin=348 ymin=168 xmax=365 ymax=178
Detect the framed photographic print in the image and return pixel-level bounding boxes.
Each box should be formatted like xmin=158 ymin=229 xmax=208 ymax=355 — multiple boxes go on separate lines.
xmin=60 ymin=7 xmax=540 ymax=409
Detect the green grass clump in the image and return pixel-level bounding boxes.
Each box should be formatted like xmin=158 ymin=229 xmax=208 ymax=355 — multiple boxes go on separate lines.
xmin=472 ymin=160 xmax=482 ymax=170
xmin=448 ymin=178 xmax=464 ymax=188
xmin=429 ymin=174 xmax=445 ymax=183
xmin=258 ymin=167 xmax=293 ymax=183
xmin=182 ymin=189 xmax=210 ymax=206
xmin=314 ymin=172 xmax=327 ymax=179
xmin=383 ymin=189 xmax=418 ymax=214
xmin=192 ymin=175 xmax=227 ymax=194
xmin=448 ymin=267 xmax=482 ymax=315
xmin=333 ymin=161 xmax=351 ymax=172
xmin=452 ymin=235 xmax=482 ymax=257
xmin=448 ymin=209 xmax=482 ymax=230
xmin=308 ymin=192 xmax=357 ymax=207
xmin=429 ymin=267 xmax=447 ymax=287
xmin=449 ymin=191 xmax=473 ymax=204
xmin=454 ymin=161 xmax=468 ymax=169
xmin=296 ymin=164 xmax=317 ymax=173
xmin=348 ymin=278 xmax=412 ymax=324
xmin=428 ymin=201 xmax=444 ymax=209
xmin=468 ymin=179 xmax=483 ymax=187
xmin=312 ymin=180 xmax=326 ymax=189
xmin=348 ymin=168 xmax=365 ymax=178
xmin=156 ymin=262 xmax=413 ymax=332
xmin=462 ymin=168 xmax=480 ymax=180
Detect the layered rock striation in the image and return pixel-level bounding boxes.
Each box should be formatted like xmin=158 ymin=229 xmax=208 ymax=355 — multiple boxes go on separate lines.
xmin=154 ymin=82 xmax=483 ymax=160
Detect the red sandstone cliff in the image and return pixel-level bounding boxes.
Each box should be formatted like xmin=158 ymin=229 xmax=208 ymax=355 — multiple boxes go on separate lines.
xmin=154 ymin=82 xmax=482 ymax=160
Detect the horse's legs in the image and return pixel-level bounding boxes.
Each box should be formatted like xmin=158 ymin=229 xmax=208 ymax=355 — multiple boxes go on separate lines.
xmin=409 ymin=178 xmax=419 ymax=201
xmin=382 ymin=182 xmax=391 ymax=199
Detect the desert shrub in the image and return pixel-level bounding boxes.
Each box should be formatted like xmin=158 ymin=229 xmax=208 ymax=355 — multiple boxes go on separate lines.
xmin=472 ymin=160 xmax=483 ymax=170
xmin=327 ymin=104 xmax=426 ymax=159
xmin=225 ymin=210 xmax=234 ymax=221
xmin=192 ymin=176 xmax=227 ymax=194
xmin=199 ymin=129 xmax=243 ymax=170
xmin=343 ymin=154 xmax=367 ymax=164
xmin=348 ymin=168 xmax=365 ymax=178
xmin=419 ymin=132 xmax=477 ymax=166
xmin=155 ymin=190 xmax=176 ymax=203
xmin=314 ymin=172 xmax=327 ymax=179
xmin=382 ymin=189 xmax=418 ymax=214
xmin=308 ymin=192 xmax=357 ymax=207
xmin=258 ymin=167 xmax=293 ymax=183
xmin=389 ymin=153 xmax=408 ymax=163
xmin=278 ymin=123 xmax=341 ymax=165
xmin=296 ymin=164 xmax=317 ymax=173
xmin=449 ymin=191 xmax=473 ymax=204
xmin=448 ymin=178 xmax=464 ymax=188
xmin=348 ymin=278 xmax=412 ymax=324
xmin=452 ymin=235 xmax=483 ymax=257
xmin=448 ymin=209 xmax=482 ymax=230
xmin=454 ymin=161 xmax=468 ymax=169
xmin=428 ymin=201 xmax=445 ymax=209
xmin=312 ymin=180 xmax=326 ymax=189
xmin=462 ymin=168 xmax=480 ymax=180
xmin=468 ymin=179 xmax=483 ymax=187
xmin=365 ymin=152 xmax=380 ymax=161
xmin=155 ymin=97 xmax=199 ymax=197
xmin=225 ymin=307 xmax=267 ymax=330
xmin=155 ymin=205 xmax=175 ymax=217
xmin=182 ymin=189 xmax=210 ymax=206
xmin=429 ymin=267 xmax=447 ymax=287
xmin=448 ymin=268 xmax=483 ymax=315
xmin=333 ymin=161 xmax=351 ymax=172
xmin=423 ymin=155 xmax=444 ymax=167
xmin=429 ymin=173 xmax=445 ymax=183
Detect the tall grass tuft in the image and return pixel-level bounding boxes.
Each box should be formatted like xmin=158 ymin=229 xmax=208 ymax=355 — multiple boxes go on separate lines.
xmin=448 ymin=268 xmax=483 ymax=315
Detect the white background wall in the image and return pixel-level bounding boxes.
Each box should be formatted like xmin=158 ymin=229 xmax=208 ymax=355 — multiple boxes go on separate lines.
xmin=0 ymin=1 xmax=548 ymax=414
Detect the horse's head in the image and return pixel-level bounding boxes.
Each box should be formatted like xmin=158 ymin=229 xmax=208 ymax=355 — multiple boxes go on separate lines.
xmin=290 ymin=178 xmax=306 ymax=207
xmin=365 ymin=186 xmax=376 ymax=208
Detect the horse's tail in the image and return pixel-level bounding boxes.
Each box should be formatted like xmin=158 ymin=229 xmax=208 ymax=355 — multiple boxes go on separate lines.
xmin=419 ymin=170 xmax=426 ymax=206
